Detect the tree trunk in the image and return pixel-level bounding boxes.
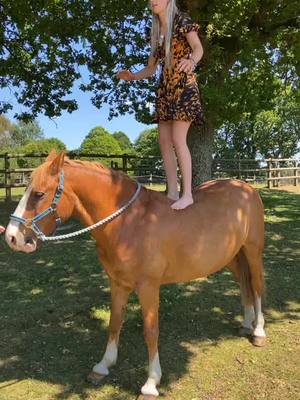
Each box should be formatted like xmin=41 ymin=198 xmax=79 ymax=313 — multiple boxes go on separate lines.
xmin=188 ymin=119 xmax=215 ymax=187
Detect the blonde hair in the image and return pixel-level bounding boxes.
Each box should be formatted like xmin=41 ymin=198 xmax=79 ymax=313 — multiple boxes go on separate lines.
xmin=150 ymin=0 xmax=178 ymax=67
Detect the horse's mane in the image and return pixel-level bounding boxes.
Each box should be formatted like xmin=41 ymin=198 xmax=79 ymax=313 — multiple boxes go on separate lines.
xmin=62 ymin=157 xmax=172 ymax=203
xmin=64 ymin=158 xmax=105 ymax=171
xmin=63 ymin=157 xmax=134 ymax=184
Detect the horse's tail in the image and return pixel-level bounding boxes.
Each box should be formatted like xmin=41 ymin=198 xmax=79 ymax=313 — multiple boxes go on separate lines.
xmin=237 ymin=248 xmax=263 ymax=306
xmin=236 ymin=248 xmax=254 ymax=305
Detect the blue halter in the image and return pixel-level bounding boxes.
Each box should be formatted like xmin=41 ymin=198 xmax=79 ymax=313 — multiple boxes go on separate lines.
xmin=10 ymin=170 xmax=65 ymax=240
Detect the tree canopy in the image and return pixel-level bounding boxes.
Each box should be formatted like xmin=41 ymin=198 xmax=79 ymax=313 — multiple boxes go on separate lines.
xmin=80 ymin=126 xmax=122 ymax=154
xmin=0 ymin=115 xmax=15 ymax=148
xmin=1 ymin=0 xmax=299 ymax=181
xmin=215 ymin=83 xmax=300 ymax=159
xmin=134 ymin=128 xmax=161 ymax=157
xmin=112 ymin=131 xmax=135 ymax=154
xmin=2 ymin=0 xmax=298 ymax=121
xmin=20 ymin=138 xmax=66 ymax=154
xmin=0 ymin=115 xmax=45 ymax=150
xmin=11 ymin=120 xmax=44 ymax=147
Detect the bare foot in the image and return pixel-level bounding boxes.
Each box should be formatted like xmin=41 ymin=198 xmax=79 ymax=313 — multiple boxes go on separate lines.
xmin=171 ymin=195 xmax=194 ymax=210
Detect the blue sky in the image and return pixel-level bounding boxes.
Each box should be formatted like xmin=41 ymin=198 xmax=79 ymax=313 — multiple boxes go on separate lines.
xmin=1 ymin=77 xmax=154 ymax=151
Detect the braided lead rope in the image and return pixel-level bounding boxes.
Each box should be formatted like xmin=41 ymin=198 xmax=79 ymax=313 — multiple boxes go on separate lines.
xmin=40 ymin=182 xmax=142 ymax=242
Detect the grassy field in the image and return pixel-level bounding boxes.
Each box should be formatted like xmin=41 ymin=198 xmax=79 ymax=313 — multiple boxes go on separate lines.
xmin=0 ymin=185 xmax=299 ymax=400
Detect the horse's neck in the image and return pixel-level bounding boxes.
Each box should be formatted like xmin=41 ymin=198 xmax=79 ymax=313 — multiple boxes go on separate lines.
xmin=66 ymin=164 xmax=136 ymax=228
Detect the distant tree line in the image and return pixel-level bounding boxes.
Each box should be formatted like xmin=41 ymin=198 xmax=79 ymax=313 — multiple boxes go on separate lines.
xmin=1 ymin=111 xmax=299 ymax=163
xmin=0 ymin=114 xmax=161 ymax=159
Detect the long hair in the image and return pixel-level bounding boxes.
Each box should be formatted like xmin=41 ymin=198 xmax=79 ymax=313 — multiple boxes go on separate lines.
xmin=150 ymin=0 xmax=178 ymax=67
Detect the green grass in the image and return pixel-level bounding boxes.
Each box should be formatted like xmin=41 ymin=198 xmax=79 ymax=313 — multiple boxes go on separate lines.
xmin=0 ymin=186 xmax=299 ymax=399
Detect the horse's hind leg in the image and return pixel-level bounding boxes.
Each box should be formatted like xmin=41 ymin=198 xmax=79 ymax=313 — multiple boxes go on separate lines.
xmin=88 ymin=279 xmax=131 ymax=384
xmin=227 ymin=255 xmax=255 ymax=336
xmin=242 ymin=245 xmax=266 ymax=347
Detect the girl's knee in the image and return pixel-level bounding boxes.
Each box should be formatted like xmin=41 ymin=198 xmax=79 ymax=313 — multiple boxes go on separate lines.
xmin=172 ymin=134 xmax=188 ymax=150
xmin=159 ymin=133 xmax=173 ymax=149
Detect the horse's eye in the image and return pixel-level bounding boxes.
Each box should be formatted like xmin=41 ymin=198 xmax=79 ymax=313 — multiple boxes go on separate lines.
xmin=34 ymin=192 xmax=45 ymax=200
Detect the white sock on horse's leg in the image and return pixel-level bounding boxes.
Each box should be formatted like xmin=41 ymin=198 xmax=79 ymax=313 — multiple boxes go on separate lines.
xmin=241 ymin=304 xmax=255 ymax=330
xmin=141 ymin=352 xmax=161 ymax=397
xmin=93 ymin=340 xmax=118 ymax=376
xmin=253 ymin=295 xmax=266 ymax=337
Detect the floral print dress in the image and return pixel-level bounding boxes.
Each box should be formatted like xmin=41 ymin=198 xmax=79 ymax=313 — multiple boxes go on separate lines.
xmin=154 ymin=12 xmax=204 ymax=125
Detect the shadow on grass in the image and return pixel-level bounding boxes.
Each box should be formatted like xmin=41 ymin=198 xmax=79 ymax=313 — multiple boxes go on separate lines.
xmin=0 ymin=188 xmax=299 ymax=400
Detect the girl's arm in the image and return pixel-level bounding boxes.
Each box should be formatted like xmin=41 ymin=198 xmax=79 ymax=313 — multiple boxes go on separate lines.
xmin=117 ymin=55 xmax=158 ymax=81
xmin=178 ymin=31 xmax=204 ymax=74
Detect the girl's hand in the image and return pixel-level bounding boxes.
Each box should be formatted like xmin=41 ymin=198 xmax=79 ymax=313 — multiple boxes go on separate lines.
xmin=116 ymin=70 xmax=136 ymax=81
xmin=178 ymin=58 xmax=195 ymax=74
xmin=0 ymin=225 xmax=5 ymax=234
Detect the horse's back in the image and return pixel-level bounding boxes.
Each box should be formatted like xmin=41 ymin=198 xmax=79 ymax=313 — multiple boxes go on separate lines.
xmin=194 ymin=178 xmax=261 ymax=201
xmin=145 ymin=179 xmax=263 ymax=221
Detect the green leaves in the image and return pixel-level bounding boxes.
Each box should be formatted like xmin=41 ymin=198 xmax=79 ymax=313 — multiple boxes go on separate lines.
xmin=134 ymin=128 xmax=160 ymax=157
xmin=0 ymin=0 xmax=299 ymax=160
xmin=79 ymin=126 xmax=123 ymax=155
xmin=112 ymin=131 xmax=136 ymax=154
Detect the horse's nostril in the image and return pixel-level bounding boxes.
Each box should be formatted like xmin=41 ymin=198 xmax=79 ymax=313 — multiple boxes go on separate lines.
xmin=25 ymin=237 xmax=34 ymax=245
xmin=10 ymin=235 xmax=16 ymax=245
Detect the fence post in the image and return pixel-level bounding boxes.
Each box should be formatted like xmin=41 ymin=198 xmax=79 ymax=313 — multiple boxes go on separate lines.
xmin=294 ymin=160 xmax=298 ymax=187
xmin=276 ymin=161 xmax=280 ymax=188
xmin=267 ymin=159 xmax=272 ymax=189
xmin=4 ymin=153 xmax=11 ymax=202
xmin=122 ymin=155 xmax=128 ymax=174
xmin=237 ymin=155 xmax=241 ymax=180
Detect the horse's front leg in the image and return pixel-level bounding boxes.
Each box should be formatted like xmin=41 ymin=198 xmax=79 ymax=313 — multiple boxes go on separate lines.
xmin=137 ymin=282 xmax=161 ymax=398
xmin=88 ymin=279 xmax=131 ymax=383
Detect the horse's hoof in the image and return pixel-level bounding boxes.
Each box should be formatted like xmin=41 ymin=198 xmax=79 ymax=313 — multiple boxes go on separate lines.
xmin=86 ymin=371 xmax=106 ymax=385
xmin=252 ymin=336 xmax=267 ymax=347
xmin=137 ymin=396 xmax=159 ymax=400
xmin=239 ymin=326 xmax=253 ymax=337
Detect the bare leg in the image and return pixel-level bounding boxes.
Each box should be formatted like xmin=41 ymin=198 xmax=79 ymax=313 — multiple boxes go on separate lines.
xmin=137 ymin=282 xmax=161 ymax=397
xmin=91 ymin=280 xmax=131 ymax=378
xmin=171 ymin=120 xmax=193 ymax=210
xmin=158 ymin=121 xmax=179 ymax=201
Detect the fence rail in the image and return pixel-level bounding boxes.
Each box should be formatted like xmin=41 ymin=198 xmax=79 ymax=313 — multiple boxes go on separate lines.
xmin=0 ymin=153 xmax=299 ymax=201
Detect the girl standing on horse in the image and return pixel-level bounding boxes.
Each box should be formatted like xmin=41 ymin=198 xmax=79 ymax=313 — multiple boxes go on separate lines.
xmin=117 ymin=0 xmax=204 ymax=210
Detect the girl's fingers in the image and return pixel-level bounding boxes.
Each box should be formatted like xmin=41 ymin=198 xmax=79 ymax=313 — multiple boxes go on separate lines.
xmin=181 ymin=64 xmax=190 ymax=73
xmin=178 ymin=60 xmax=184 ymax=70
xmin=178 ymin=60 xmax=193 ymax=73
xmin=116 ymin=70 xmax=132 ymax=80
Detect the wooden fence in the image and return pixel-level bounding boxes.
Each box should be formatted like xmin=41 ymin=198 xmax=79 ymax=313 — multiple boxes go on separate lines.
xmin=0 ymin=152 xmax=299 ymax=201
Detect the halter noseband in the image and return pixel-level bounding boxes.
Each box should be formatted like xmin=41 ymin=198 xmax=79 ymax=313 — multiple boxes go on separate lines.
xmin=10 ymin=170 xmax=65 ymax=240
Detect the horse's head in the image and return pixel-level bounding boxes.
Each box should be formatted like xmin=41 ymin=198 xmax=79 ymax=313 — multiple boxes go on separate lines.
xmin=5 ymin=150 xmax=73 ymax=253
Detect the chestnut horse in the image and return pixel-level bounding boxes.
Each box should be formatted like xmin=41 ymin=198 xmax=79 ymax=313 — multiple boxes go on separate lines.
xmin=5 ymin=150 xmax=266 ymax=399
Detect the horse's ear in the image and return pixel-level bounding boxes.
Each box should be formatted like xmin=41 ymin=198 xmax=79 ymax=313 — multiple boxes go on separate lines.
xmin=49 ymin=151 xmax=65 ymax=175
xmin=46 ymin=149 xmax=58 ymax=162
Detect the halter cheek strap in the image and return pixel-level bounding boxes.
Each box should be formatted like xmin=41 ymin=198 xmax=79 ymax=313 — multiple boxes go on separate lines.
xmin=10 ymin=171 xmax=65 ymax=240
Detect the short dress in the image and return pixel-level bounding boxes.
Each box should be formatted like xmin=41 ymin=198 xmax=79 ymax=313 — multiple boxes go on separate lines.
xmin=154 ymin=12 xmax=204 ymax=125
